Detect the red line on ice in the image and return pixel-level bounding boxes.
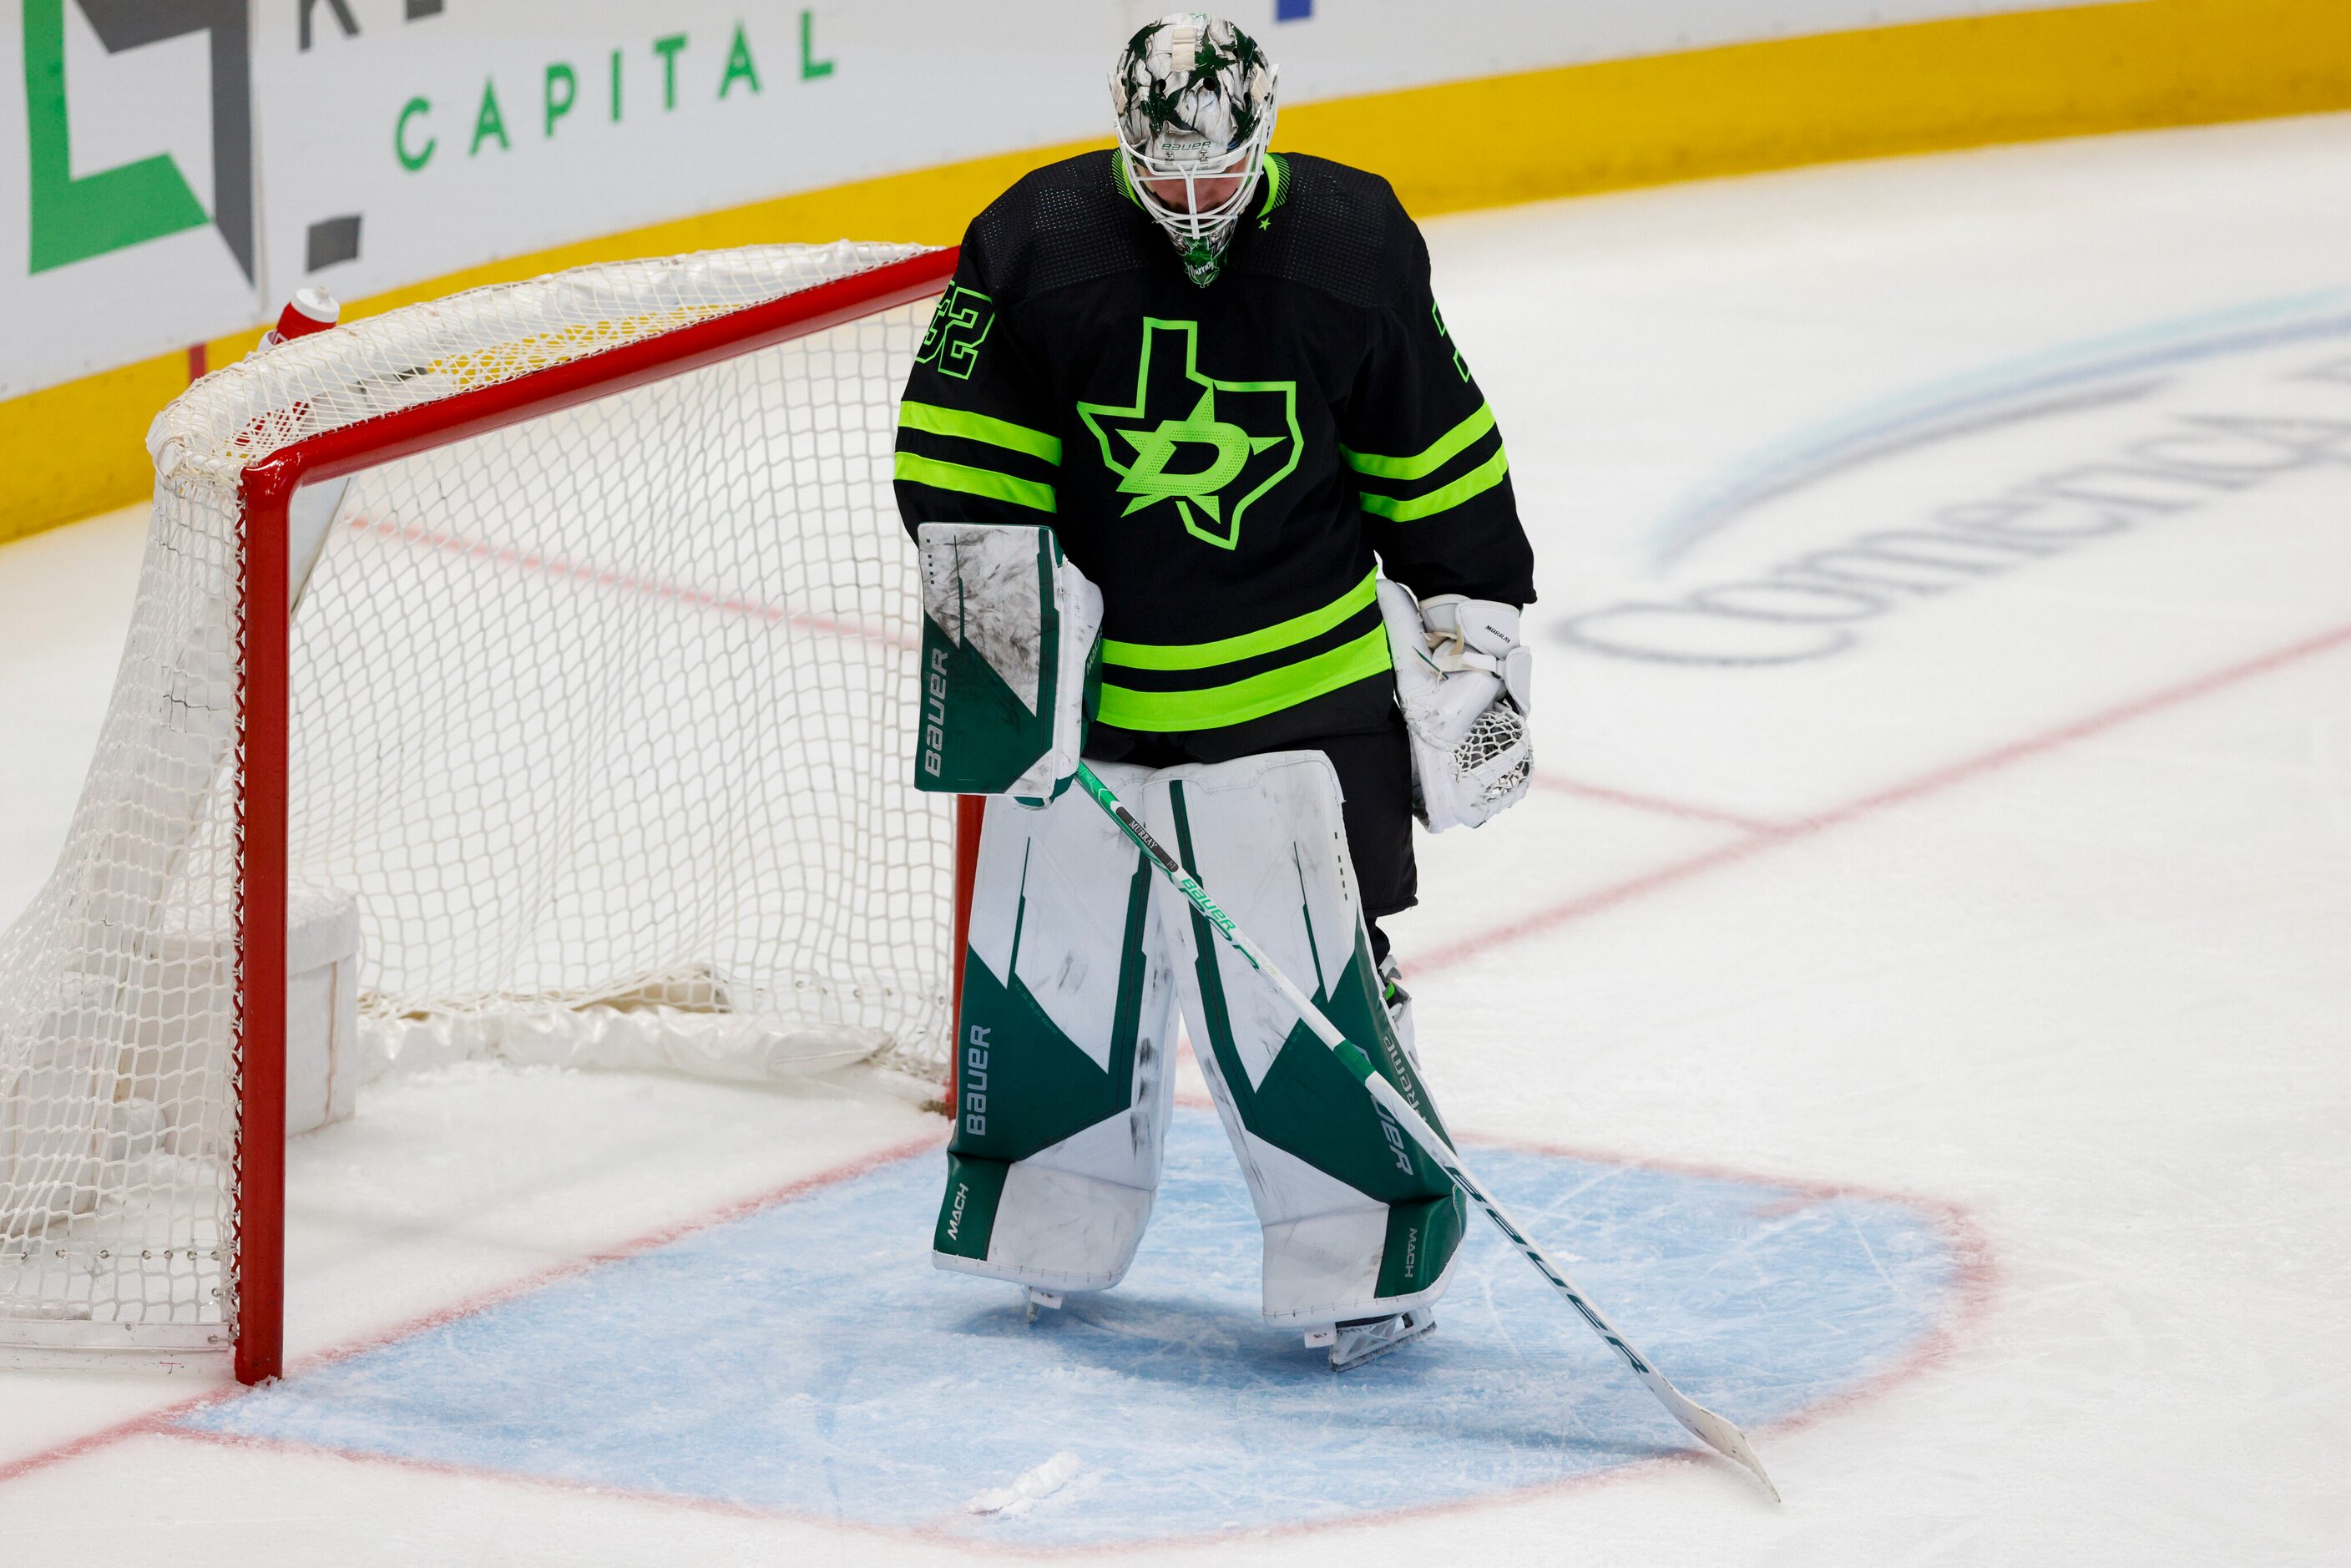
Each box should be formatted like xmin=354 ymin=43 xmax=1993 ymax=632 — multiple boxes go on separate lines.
xmin=345 ymin=513 xmax=916 ymax=650
xmin=1532 ymin=773 xmax=1781 ymax=833
xmin=1418 ymin=616 xmax=2351 ymax=974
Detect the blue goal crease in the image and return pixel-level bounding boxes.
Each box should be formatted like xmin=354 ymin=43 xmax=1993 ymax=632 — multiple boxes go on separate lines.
xmin=181 ymin=1110 xmax=1968 ymax=1547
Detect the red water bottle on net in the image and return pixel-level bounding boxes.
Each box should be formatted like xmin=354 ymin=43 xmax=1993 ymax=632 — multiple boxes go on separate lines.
xmin=256 ymin=286 xmax=341 ymax=353
xmin=230 ymin=286 xmax=345 ymax=458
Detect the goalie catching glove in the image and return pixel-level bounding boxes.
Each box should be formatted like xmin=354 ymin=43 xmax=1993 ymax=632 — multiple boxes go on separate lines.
xmin=914 ymin=523 xmax=1103 ymax=805
xmin=1377 ymin=579 xmax=1533 ymax=831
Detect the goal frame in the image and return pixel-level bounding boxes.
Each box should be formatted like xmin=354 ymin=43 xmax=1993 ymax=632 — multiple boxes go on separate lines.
xmin=225 ymin=245 xmax=964 ymax=1384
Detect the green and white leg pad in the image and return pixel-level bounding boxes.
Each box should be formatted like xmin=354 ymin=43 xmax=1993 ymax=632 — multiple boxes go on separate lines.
xmin=1148 ymin=751 xmax=1468 ymax=1331
xmin=933 ymin=767 xmax=1180 ymax=1292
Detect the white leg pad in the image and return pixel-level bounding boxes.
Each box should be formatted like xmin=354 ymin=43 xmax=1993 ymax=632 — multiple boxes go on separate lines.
xmin=932 ymin=767 xmax=1181 ymax=1292
xmin=939 ymin=1159 xmax=1156 ymax=1292
xmin=1144 ymin=752 xmax=1469 ymax=1325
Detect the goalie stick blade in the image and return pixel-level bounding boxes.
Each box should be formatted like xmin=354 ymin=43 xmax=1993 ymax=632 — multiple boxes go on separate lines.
xmin=1657 ymin=1386 xmax=1780 ymax=1501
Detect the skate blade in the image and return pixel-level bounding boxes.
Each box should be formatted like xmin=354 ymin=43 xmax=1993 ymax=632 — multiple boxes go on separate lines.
xmin=1326 ymin=1308 xmax=1436 ymax=1372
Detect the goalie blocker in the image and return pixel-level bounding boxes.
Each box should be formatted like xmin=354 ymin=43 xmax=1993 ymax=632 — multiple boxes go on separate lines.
xmin=916 ymin=522 xmax=1102 ymax=803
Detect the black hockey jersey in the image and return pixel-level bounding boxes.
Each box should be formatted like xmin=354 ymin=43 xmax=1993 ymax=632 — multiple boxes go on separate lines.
xmin=893 ymin=149 xmax=1535 ymax=756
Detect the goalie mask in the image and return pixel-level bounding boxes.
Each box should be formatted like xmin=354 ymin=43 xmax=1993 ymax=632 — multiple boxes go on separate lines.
xmin=1110 ymin=13 xmax=1279 ymax=287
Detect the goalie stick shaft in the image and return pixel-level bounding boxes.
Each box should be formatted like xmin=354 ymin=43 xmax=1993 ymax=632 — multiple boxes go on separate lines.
xmin=1071 ymin=761 xmax=1780 ymax=1500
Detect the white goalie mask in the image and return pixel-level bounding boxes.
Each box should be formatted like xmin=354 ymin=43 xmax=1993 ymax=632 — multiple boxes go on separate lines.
xmin=1110 ymin=13 xmax=1279 ymax=287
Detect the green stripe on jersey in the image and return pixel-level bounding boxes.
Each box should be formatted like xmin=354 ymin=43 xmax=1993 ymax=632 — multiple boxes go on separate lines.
xmin=1357 ymin=446 xmax=1510 ymax=522
xmin=1340 ymin=402 xmax=1495 ymax=483
xmin=1255 ymin=153 xmax=1290 ymax=220
xmin=892 ymin=452 xmax=1057 ymax=514
xmin=1096 ymin=625 xmax=1391 ymax=731
xmin=1102 ymin=571 xmax=1377 ymax=672
xmin=900 ymin=400 xmax=1063 ymax=465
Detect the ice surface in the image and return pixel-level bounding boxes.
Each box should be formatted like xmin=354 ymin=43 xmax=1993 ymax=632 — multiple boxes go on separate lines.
xmin=7 ymin=114 xmax=2351 ymax=1565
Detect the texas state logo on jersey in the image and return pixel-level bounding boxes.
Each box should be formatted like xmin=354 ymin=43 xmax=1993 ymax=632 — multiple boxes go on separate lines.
xmin=1076 ymin=318 xmax=1300 ymax=551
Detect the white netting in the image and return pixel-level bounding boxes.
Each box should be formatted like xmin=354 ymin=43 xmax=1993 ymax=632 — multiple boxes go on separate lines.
xmin=1456 ymin=706 xmax=1531 ymax=804
xmin=1 ymin=242 xmax=954 ymax=1350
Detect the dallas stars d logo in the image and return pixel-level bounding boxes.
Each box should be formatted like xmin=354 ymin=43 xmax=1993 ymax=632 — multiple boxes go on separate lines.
xmin=1076 ymin=319 xmax=1301 ymax=550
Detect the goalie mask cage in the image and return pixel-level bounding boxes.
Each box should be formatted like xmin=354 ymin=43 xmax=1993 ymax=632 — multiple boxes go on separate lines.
xmin=0 ymin=241 xmax=978 ymax=1384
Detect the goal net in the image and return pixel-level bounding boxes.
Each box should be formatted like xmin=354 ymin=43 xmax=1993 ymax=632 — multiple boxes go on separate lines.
xmin=0 ymin=241 xmax=962 ymax=1378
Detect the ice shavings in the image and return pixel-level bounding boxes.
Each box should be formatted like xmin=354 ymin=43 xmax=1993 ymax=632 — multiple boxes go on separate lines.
xmin=967 ymin=1451 xmax=1084 ymax=1516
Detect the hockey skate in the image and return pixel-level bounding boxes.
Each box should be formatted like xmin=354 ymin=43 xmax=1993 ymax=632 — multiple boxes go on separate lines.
xmin=1304 ymin=1307 xmax=1437 ymax=1371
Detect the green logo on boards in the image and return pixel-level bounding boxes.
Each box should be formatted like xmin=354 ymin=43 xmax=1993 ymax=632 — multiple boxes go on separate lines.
xmin=1076 ymin=318 xmax=1300 ymax=551
xmin=917 ymin=285 xmax=994 ymax=381
xmin=20 ymin=0 xmax=254 ymax=277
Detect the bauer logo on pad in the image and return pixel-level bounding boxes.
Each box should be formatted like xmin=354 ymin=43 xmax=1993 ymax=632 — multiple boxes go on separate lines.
xmin=914 ymin=523 xmax=1103 ymax=799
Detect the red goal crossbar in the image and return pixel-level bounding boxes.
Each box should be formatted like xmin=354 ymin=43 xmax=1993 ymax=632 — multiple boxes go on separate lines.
xmin=228 ymin=246 xmax=964 ymax=1384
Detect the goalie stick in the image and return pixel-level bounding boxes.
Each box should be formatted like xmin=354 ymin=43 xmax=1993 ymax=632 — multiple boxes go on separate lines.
xmin=1073 ymin=761 xmax=1782 ymax=1501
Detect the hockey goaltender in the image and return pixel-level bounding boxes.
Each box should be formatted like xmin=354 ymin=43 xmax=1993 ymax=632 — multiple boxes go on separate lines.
xmin=894 ymin=12 xmax=1535 ymax=1374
